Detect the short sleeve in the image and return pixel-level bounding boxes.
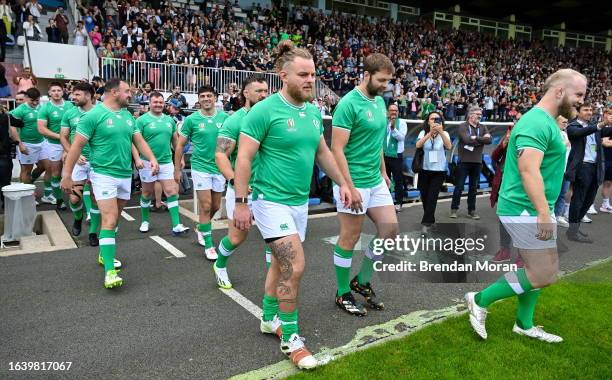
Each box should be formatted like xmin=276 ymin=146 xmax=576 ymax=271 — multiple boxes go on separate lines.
xmin=37 ymin=104 xmax=48 ymax=122
xmin=331 ymin=99 xmax=354 ymax=130
xmin=135 ymin=115 xmax=145 ymax=134
xmin=218 ymin=117 xmax=238 ymax=140
xmin=60 ymin=110 xmax=70 ymax=129
xmin=241 ymin=103 xmax=269 ymax=143
xmin=514 ymin=123 xmax=548 ymax=153
xmin=10 ymin=105 xmax=23 ymax=120
xmin=76 ymin=110 xmax=95 ymax=140
xmin=170 ymin=118 xmax=177 ymax=135
xmin=179 ymin=116 xmax=192 ymax=139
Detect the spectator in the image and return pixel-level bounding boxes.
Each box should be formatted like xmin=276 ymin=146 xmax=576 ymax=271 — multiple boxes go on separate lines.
xmin=73 ymin=20 xmax=87 ymax=46
xmin=167 ymin=86 xmax=187 ymax=109
xmin=600 ymin=108 xmax=612 ymax=213
xmin=22 ymin=14 xmax=41 ymax=41
xmin=565 ymin=104 xmax=612 ymax=243
xmin=420 ymin=98 xmax=435 ymax=118
xmin=450 ymin=106 xmax=491 ymax=219
xmin=103 ymin=0 xmax=119 ymax=27
xmin=134 ymin=81 xmax=154 ymax=104
xmin=89 ymin=25 xmax=102 ymax=48
xmin=416 ymin=111 xmax=452 ymax=230
xmin=46 ymin=19 xmax=60 ymax=43
xmin=383 ymin=103 xmax=407 ymax=212
xmin=26 ymin=0 xmax=41 ymax=21
xmin=53 ymin=7 xmax=69 ymax=44
xmin=0 ymin=0 xmax=13 ymax=37
xmin=554 ymin=115 xmax=572 ymax=228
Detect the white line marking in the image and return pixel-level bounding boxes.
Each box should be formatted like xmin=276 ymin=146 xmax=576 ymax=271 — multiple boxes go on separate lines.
xmin=120 ymin=211 xmax=135 ymax=221
xmin=123 ymin=205 xmax=141 ymax=210
xmin=150 ymin=235 xmax=186 ymax=258
xmin=220 ymin=288 xmax=262 ymax=319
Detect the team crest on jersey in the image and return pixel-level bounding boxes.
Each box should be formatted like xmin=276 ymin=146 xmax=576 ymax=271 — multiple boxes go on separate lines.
xmin=166 ymin=122 xmax=172 ymax=128
xmin=313 ymin=119 xmax=320 ymax=129
xmin=216 ymin=123 xmax=222 ymax=129
xmin=127 ymin=120 xmax=133 ymax=126
xmin=287 ymin=118 xmax=296 ymax=132
xmin=366 ymin=110 xmax=374 ymax=121
xmin=73 ymin=117 xmax=80 ymax=124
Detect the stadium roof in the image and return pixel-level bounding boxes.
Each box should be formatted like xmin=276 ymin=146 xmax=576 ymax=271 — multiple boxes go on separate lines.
xmin=409 ymin=0 xmax=612 ymax=34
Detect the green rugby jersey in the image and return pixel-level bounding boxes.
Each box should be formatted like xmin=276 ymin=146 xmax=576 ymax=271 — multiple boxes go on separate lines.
xmin=179 ymin=110 xmax=229 ymax=174
xmin=241 ymin=93 xmax=323 ymax=206
xmin=136 ymin=112 xmax=176 ymax=164
xmin=76 ymin=103 xmax=139 ymax=178
xmin=332 ymin=88 xmax=387 ymax=188
xmin=61 ymin=106 xmax=91 ymax=159
xmin=10 ymin=103 xmax=43 ymax=144
xmin=38 ymin=100 xmax=74 ymax=144
xmin=217 ymin=107 xmax=260 ymax=187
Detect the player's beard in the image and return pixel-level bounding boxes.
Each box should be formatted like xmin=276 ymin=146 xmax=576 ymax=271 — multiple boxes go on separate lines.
xmin=365 ymin=78 xmax=382 ymax=98
xmin=558 ymin=94 xmax=575 ymax=120
xmin=287 ymin=81 xmax=313 ymax=103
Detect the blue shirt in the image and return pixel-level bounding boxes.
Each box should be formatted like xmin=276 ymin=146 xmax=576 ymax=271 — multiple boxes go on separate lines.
xmin=418 ymin=130 xmax=449 ymax=172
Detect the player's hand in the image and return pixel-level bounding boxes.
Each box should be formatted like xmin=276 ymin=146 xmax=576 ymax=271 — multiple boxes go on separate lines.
xmin=350 ymin=186 xmax=363 ymax=213
xmin=338 ymin=184 xmax=352 ymax=209
xmin=180 ymin=158 xmax=185 ymax=169
xmin=382 ymin=173 xmax=391 ymax=188
xmin=19 ymin=143 xmax=28 ymax=154
xmin=536 ymin=212 xmax=554 ymax=241
xmin=77 ymin=155 xmax=87 ymax=165
xmin=174 ymin=168 xmax=181 ymax=183
xmin=134 ymin=158 xmax=144 ymax=169
xmin=233 ymin=203 xmax=252 ymax=231
xmin=60 ymin=175 xmax=72 ymax=194
xmin=149 ymin=159 xmax=160 ymax=175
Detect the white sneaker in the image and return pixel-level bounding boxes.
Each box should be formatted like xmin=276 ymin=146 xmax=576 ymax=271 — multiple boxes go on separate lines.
xmin=280 ymin=333 xmax=318 ymax=369
xmin=599 ymin=205 xmax=612 ymax=214
xmin=260 ymin=315 xmax=282 ymax=338
xmin=205 ymin=247 xmax=218 ymax=261
xmin=172 ymin=224 xmax=190 ymax=236
xmin=587 ymin=205 xmax=597 ymax=215
xmin=556 ymin=216 xmax=569 ymax=228
xmin=213 ymin=262 xmax=232 ymax=289
xmin=582 ymin=215 xmax=592 ymax=223
xmin=196 ymin=229 xmax=205 ymax=246
xmin=139 ymin=221 xmax=150 ymax=233
xmin=40 ymin=195 xmax=57 ymax=205
xmin=512 ymin=324 xmax=563 ymax=343
xmin=465 ymin=292 xmax=488 ymax=339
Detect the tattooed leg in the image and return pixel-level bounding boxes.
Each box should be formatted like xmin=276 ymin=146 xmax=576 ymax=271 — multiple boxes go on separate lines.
xmin=270 ymin=235 xmax=305 ymax=313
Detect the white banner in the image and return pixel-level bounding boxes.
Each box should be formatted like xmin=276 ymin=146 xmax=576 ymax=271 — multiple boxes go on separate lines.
xmin=24 ymin=41 xmax=89 ymax=80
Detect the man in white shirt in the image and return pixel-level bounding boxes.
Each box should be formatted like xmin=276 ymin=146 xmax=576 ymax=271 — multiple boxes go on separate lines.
xmin=383 ymin=103 xmax=407 ymax=212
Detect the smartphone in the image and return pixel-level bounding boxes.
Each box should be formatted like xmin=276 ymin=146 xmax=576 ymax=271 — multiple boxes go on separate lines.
xmin=434 ymin=117 xmax=443 ymax=124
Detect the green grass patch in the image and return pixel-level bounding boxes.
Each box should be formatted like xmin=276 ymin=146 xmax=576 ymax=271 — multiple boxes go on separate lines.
xmin=291 ymin=260 xmax=612 ymax=380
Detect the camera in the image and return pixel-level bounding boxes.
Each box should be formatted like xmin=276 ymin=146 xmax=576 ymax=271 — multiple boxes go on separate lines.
xmin=434 ymin=117 xmax=443 ymax=124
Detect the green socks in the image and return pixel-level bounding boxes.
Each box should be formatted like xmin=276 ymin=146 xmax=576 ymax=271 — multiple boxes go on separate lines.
xmin=89 ymin=204 xmax=100 ymax=235
xmin=475 ymin=268 xmax=535 ymax=308
xmin=51 ymin=176 xmax=62 ymax=202
xmin=83 ymin=184 xmax=92 ymax=216
xmin=333 ymin=245 xmax=353 ymax=296
xmin=278 ymin=309 xmax=298 ymax=341
xmin=199 ymin=223 xmax=213 ymax=249
xmin=167 ymin=195 xmax=180 ymax=228
xmin=265 ymin=246 xmax=272 ymax=269
xmin=44 ymin=180 xmax=52 ymax=198
xmin=140 ymin=195 xmax=151 ymax=223
xmin=216 ymin=236 xmax=236 ymax=268
xmin=262 ymin=294 xmax=279 ymax=322
xmin=516 ymin=289 xmax=541 ymax=330
xmin=99 ymin=229 xmax=116 ymax=272
xmin=357 ymin=240 xmax=378 ymax=285
xmin=70 ymin=199 xmax=83 ymax=221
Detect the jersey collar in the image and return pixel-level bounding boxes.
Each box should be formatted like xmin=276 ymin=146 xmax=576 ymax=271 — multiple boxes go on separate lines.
xmin=355 ymin=87 xmax=375 ymax=103
xmin=278 ymin=92 xmax=306 ymax=111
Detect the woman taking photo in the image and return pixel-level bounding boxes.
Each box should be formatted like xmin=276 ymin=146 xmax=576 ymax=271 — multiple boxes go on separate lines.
xmin=416 ymin=111 xmax=452 ymax=230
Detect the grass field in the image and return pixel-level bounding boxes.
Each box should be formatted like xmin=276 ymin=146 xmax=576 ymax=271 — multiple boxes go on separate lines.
xmin=290 ymin=260 xmax=612 ymax=380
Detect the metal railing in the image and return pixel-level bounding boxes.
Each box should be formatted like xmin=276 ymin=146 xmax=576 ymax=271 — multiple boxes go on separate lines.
xmin=98 ymin=57 xmax=339 ymax=100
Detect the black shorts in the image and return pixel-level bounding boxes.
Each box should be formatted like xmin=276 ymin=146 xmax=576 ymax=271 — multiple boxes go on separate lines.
xmin=605 ymin=164 xmax=612 ymax=181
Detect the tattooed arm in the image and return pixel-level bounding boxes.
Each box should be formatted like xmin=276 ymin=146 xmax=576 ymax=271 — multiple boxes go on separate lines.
xmin=215 ymin=136 xmax=237 ymax=181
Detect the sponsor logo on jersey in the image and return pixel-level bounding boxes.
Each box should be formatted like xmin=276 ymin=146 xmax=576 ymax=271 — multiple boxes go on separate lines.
xmin=299 ymin=112 xmax=306 ymax=118
xmin=287 ymin=118 xmax=296 ymax=132
xmin=116 ymin=114 xmax=122 ymax=119
xmin=208 ymin=119 xmax=213 ymax=123
xmin=52 ymin=111 xmax=59 ymax=117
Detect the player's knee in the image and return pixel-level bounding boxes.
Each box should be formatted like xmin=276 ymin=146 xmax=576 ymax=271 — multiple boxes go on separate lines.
xmin=228 ymin=230 xmax=246 ymax=246
xmin=339 ymin=230 xmax=361 ymax=248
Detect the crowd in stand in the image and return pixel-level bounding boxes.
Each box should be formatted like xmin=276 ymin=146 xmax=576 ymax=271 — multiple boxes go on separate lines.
xmin=2 ymin=0 xmax=610 ymax=121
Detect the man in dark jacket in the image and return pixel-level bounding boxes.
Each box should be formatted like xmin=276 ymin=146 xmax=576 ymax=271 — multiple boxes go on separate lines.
xmin=565 ymin=103 xmax=612 ymax=242
xmin=450 ymin=106 xmax=492 ymax=219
